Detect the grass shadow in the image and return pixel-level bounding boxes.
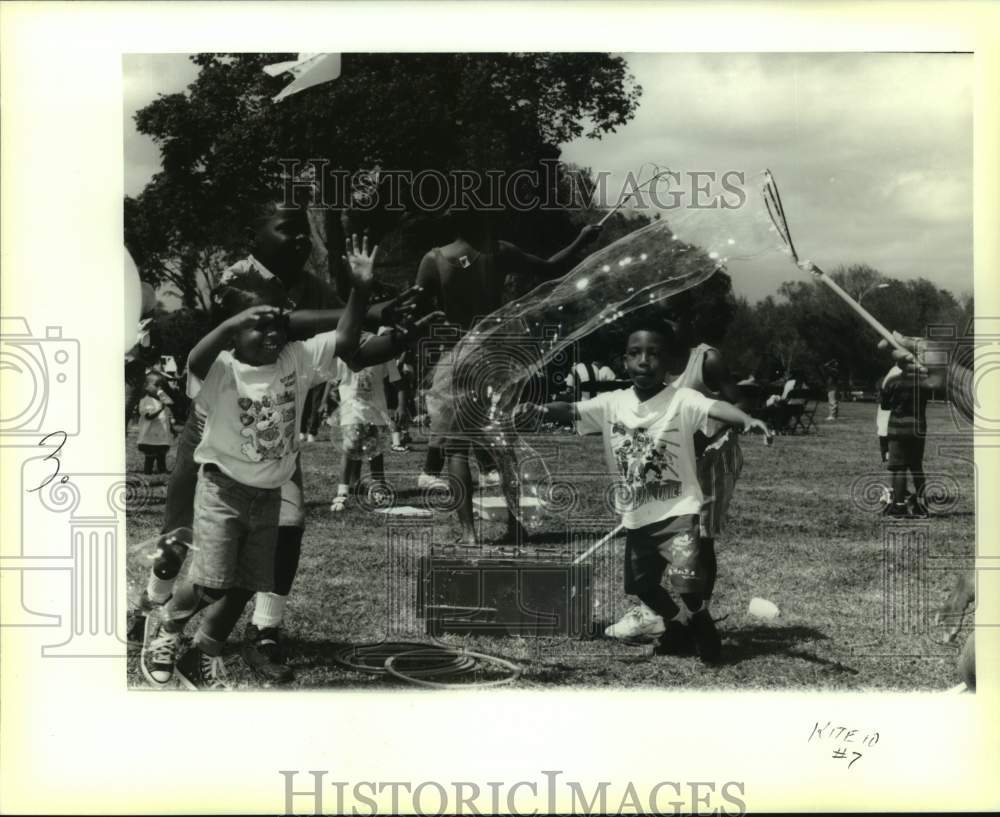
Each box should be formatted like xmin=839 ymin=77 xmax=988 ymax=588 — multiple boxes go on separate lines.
xmin=719 ymin=624 xmax=857 ymax=673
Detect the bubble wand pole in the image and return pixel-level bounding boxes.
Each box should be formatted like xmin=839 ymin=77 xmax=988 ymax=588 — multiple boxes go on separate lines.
xmin=762 ymin=169 xmax=909 ymax=356
xmin=572 ymin=524 xmax=625 ymax=565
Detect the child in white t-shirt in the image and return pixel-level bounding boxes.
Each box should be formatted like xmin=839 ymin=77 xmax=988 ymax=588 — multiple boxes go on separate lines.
xmin=516 ymin=317 xmax=769 ymax=663
xmin=141 ymin=237 xmax=374 ymax=690
xmin=329 ymin=337 xmax=401 ymax=512
xmin=137 ymin=373 xmax=176 ymax=474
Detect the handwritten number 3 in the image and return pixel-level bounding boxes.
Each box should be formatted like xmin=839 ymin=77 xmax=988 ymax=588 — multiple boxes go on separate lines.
xmin=27 ymin=431 xmax=69 ymax=493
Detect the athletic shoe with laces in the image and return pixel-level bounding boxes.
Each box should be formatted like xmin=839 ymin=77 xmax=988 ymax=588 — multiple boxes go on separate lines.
xmin=176 ymin=647 xmax=232 ymax=690
xmin=417 ymin=472 xmax=449 ymax=491
xmin=141 ymin=622 xmax=181 ymax=688
xmin=689 ymin=608 xmax=722 ymax=664
xmin=604 ymin=604 xmax=666 ymax=641
xmin=654 ymin=618 xmax=696 ymax=656
xmin=391 ymin=444 xmax=410 ymax=453
xmin=330 ymin=495 xmax=348 ymax=513
xmin=886 ymin=501 xmax=910 ymax=519
xmin=241 ymin=624 xmax=294 ymax=685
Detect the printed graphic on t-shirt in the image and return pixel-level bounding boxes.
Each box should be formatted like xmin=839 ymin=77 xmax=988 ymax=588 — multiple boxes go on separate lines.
xmin=236 ymin=372 xmax=297 ymax=462
xmin=353 ymin=369 xmax=374 ymax=401
xmin=610 ymin=420 xmax=683 ymax=509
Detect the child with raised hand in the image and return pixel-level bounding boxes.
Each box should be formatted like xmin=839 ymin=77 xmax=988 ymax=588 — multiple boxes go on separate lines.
xmin=515 ymin=316 xmax=770 ymax=664
xmin=140 ymin=235 xmax=375 ymax=690
xmin=137 ymin=373 xmax=176 ymax=475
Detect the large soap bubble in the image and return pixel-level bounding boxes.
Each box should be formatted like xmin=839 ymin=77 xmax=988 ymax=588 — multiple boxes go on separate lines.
xmin=422 ymin=169 xmax=790 ymax=527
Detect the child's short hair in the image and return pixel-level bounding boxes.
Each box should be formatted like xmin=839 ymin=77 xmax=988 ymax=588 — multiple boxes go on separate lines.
xmin=211 ymin=267 xmax=290 ymax=325
xmin=623 ymin=310 xmax=679 ymax=349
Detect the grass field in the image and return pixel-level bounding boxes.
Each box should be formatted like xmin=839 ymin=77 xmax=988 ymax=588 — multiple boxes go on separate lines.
xmin=126 ymin=400 xmax=975 ymax=691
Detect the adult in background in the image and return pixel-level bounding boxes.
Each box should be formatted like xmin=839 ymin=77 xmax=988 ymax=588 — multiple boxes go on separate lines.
xmin=821 ymin=359 xmax=841 ymax=421
xmin=416 ymin=205 xmax=602 ymax=544
xmin=882 ymin=331 xmax=976 ymax=690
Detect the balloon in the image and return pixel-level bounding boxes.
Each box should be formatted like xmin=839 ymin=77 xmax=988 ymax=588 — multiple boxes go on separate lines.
xmin=124 ymin=248 xmax=142 ymax=354
xmin=141 ymin=282 xmax=157 ymax=316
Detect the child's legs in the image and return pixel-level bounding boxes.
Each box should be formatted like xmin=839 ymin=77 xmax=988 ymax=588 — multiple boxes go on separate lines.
xmin=909 ymin=437 xmax=927 ymax=499
xmin=887 ymin=438 xmax=910 ymax=499
xmin=369 ymin=453 xmax=385 ymax=483
xmin=196 ymin=587 xmax=255 ymax=653
xmin=659 ymin=515 xmax=706 ymax=611
xmin=624 ymin=522 xmax=681 ymax=620
xmin=161 ymin=581 xmax=223 ymax=633
xmin=274 ymin=461 xmax=305 ymax=596
xmin=155 ymin=449 xmax=168 ymax=473
xmin=446 ymin=440 xmax=477 ymax=540
xmin=144 ymin=455 xmax=155 ymax=475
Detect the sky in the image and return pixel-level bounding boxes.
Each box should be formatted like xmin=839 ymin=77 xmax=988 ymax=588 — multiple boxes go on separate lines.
xmin=123 ymin=52 xmax=973 ymax=304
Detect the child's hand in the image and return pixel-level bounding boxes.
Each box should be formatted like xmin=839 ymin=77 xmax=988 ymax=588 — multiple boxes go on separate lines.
xmin=379 ymin=284 xmax=424 ymax=325
xmin=344 ymin=233 xmax=378 ymax=290
xmin=226 ymin=305 xmax=284 ymax=333
xmin=579 ymin=224 xmax=603 ymax=244
xmin=743 ymin=418 xmax=772 ymax=438
xmin=512 ymin=402 xmax=543 ymax=429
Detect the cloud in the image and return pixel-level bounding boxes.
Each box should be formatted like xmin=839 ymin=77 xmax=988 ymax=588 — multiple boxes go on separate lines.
xmin=562 ymin=52 xmax=973 ymax=302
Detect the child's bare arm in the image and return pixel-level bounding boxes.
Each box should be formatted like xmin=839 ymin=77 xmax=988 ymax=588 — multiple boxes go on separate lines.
xmin=499 ymin=225 xmax=602 ymax=280
xmin=188 ymin=305 xmax=282 ymax=379
xmin=708 ymin=400 xmax=770 ymax=435
xmin=514 ymin=401 xmax=578 ymax=427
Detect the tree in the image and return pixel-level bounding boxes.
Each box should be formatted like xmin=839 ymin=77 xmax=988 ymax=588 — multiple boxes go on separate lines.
xmin=126 ymin=53 xmax=643 ymax=304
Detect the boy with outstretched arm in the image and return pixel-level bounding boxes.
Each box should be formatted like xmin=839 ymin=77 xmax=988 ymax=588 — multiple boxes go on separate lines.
xmin=516 ymin=317 xmax=770 ymax=664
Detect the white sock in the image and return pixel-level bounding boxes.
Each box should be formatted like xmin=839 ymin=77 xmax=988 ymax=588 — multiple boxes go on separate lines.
xmin=252 ymin=592 xmax=287 ymax=629
xmin=336 ymin=483 xmax=349 ymax=497
xmin=392 ymin=431 xmax=402 ymax=446
xmin=146 ymin=572 xmax=175 ymax=605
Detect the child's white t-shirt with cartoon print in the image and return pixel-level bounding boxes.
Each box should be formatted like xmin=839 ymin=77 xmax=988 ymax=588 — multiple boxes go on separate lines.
xmin=334 ymin=358 xmax=401 ymax=426
xmin=576 ymin=385 xmax=717 ymax=529
xmin=188 ymin=332 xmax=339 ymax=489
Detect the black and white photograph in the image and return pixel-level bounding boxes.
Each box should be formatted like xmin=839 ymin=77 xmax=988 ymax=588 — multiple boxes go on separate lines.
xmin=123 ymin=51 xmax=977 ymax=692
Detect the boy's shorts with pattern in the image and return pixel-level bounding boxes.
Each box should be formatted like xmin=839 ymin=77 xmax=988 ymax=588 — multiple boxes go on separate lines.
xmin=624 ymin=514 xmax=703 ymax=596
xmin=887 ymin=436 xmax=926 ymax=471
xmin=190 ymin=464 xmax=280 ymax=592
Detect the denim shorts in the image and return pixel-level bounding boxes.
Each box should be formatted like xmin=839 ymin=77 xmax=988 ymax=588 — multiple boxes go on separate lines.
xmin=624 ymin=514 xmax=703 ymax=595
xmin=190 ymin=464 xmax=281 ymax=591
xmin=163 ymin=411 xmax=305 ymax=532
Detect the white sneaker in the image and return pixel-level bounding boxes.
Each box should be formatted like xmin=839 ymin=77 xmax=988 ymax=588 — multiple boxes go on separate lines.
xmin=330 ymin=495 xmax=348 ymax=513
xmin=479 ymin=470 xmax=501 ymax=488
xmin=417 ymin=473 xmax=449 ymax=490
xmin=298 ymin=432 xmax=306 ymax=442
xmin=306 ymin=433 xmax=317 ymax=443
xmin=604 ymin=604 xmax=665 ymax=641
xmin=141 ymin=623 xmax=182 ymax=687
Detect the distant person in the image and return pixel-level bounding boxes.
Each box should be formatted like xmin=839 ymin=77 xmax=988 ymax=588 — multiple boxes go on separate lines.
xmin=416 ymin=206 xmax=602 ymax=544
xmin=137 ymin=373 xmax=176 ymax=475
xmin=821 ymin=359 xmax=841 ymax=421
xmin=881 ymin=330 xmax=974 ymax=690
xmin=328 ymin=340 xmax=401 ymax=513
xmin=564 ymin=357 xmax=618 ymax=400
xmin=875 ymin=364 xmax=902 ymax=507
xmin=880 ymin=363 xmax=930 ymax=518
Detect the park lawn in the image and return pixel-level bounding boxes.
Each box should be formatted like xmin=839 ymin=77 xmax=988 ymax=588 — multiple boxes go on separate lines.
xmin=126 ymin=400 xmax=975 ymax=691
